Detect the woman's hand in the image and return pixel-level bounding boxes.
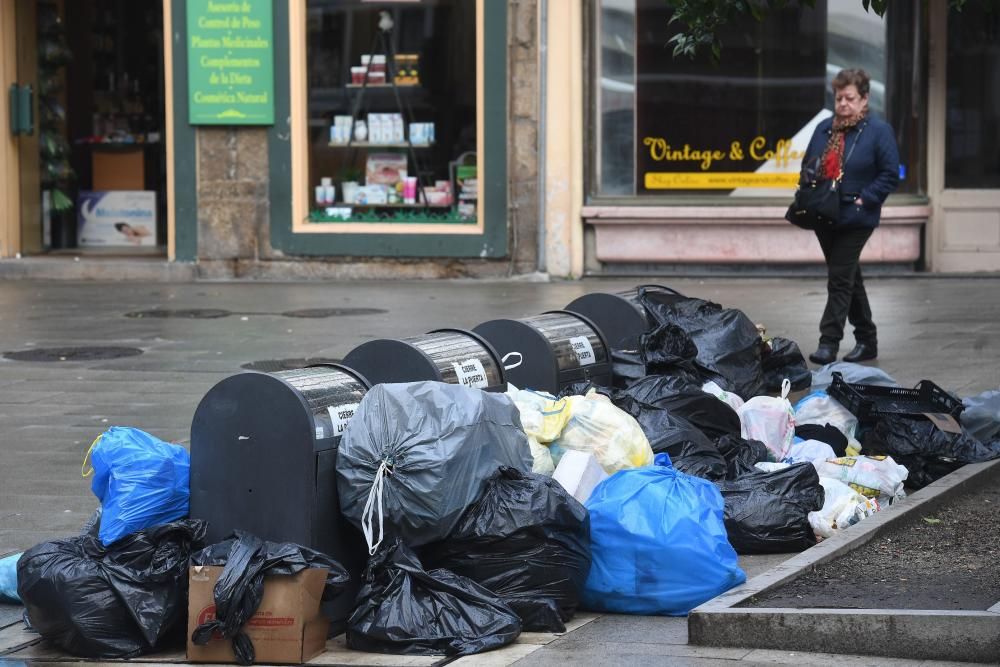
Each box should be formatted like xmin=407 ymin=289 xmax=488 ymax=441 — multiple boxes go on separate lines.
xmin=854 ymin=197 xmax=864 ymax=206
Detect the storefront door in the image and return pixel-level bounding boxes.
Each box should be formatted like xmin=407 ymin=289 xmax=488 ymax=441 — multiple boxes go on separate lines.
xmin=928 ymin=2 xmax=1000 ymax=272
xmin=2 ymin=0 xmax=170 ymax=257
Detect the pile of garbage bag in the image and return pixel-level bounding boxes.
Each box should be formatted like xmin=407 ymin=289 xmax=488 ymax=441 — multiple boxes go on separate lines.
xmin=18 ymin=520 xmax=206 ymax=659
xmin=419 ymin=467 xmax=590 ymax=632
xmin=11 ymin=284 xmax=1000 ymax=666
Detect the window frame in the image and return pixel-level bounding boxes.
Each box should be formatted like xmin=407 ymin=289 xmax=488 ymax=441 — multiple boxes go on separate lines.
xmin=271 ymin=0 xmax=507 ymax=258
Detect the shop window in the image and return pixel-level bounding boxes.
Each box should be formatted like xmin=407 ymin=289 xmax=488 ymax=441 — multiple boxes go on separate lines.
xmin=592 ymin=0 xmax=922 ymax=199
xmin=945 ymin=5 xmax=1000 ymax=190
xmin=305 ymin=1 xmax=477 ymax=224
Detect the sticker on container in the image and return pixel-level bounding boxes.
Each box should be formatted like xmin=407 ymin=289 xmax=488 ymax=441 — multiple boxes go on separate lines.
xmin=453 ymin=358 xmax=489 ymax=389
xmin=569 ymin=336 xmax=596 ymax=366
xmin=328 ymin=402 xmax=361 ymax=436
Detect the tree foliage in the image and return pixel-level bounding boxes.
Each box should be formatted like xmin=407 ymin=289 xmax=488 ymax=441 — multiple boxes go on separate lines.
xmin=666 ymin=0 xmax=982 ymax=61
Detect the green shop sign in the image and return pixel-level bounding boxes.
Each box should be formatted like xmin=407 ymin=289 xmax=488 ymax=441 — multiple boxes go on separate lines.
xmin=186 ymin=0 xmax=274 ymax=125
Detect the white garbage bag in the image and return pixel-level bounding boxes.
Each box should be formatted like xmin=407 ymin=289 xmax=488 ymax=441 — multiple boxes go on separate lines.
xmin=812 ymin=455 xmax=908 ymax=504
xmin=528 ymin=435 xmax=555 ymax=476
xmin=809 ymin=477 xmax=881 ymax=540
xmin=784 ymin=439 xmax=837 ymax=464
xmin=702 ymin=380 xmax=745 ymax=412
xmin=738 ymin=379 xmax=795 ymax=461
xmin=794 ymin=391 xmax=859 ymax=439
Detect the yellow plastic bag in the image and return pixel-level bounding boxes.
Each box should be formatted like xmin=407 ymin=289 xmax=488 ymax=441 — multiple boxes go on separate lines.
xmin=507 ymin=387 xmax=571 ymax=444
xmin=550 ymin=390 xmax=654 ymax=473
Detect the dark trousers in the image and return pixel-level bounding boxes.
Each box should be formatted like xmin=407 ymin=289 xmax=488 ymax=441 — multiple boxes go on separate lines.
xmin=815 ymin=226 xmax=877 ymax=348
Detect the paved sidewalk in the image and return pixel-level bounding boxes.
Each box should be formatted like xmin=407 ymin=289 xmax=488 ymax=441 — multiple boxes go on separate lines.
xmin=1 ymin=276 xmax=998 ymax=665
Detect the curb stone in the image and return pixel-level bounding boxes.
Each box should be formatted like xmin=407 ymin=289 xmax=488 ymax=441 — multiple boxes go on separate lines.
xmin=689 ymin=458 xmax=1000 ymax=663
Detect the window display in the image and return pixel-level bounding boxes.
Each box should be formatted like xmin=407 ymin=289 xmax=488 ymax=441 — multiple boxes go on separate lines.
xmin=305 ymin=1 xmax=476 ymax=223
xmin=592 ymin=0 xmax=923 ymax=199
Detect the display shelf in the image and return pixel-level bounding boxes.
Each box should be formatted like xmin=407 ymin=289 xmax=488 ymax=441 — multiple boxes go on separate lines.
xmin=328 ymin=202 xmax=451 ymax=209
xmin=345 ymin=83 xmax=419 ymax=89
xmin=328 ymin=142 xmax=433 ymax=149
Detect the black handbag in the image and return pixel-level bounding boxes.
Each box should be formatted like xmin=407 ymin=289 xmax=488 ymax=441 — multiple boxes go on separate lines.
xmin=786 ymin=122 xmax=865 ymax=231
xmin=785 ymin=178 xmax=841 ymax=230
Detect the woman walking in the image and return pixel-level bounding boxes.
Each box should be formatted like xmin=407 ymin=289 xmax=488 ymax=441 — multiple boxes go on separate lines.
xmin=805 ymin=68 xmax=900 ymax=366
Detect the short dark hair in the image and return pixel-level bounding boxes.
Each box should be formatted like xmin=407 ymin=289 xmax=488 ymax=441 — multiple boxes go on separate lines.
xmin=832 ymin=68 xmax=870 ymax=97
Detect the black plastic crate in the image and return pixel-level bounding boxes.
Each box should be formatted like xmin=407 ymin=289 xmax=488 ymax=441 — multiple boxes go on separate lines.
xmin=828 ymin=371 xmax=964 ymax=424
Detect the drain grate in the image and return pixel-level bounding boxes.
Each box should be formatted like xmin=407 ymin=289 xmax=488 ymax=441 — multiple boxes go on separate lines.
xmin=125 ymin=309 xmax=232 ymax=319
xmin=4 ymin=346 xmax=144 ymax=362
xmin=281 ymin=308 xmax=387 ymax=318
xmin=240 ymin=357 xmax=342 ymax=372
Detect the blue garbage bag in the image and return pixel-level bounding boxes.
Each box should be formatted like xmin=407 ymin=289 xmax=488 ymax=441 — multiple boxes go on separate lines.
xmin=582 ymin=466 xmax=745 ymax=615
xmin=87 ymin=427 xmax=190 ymax=546
xmin=0 ymin=552 xmax=21 ymax=602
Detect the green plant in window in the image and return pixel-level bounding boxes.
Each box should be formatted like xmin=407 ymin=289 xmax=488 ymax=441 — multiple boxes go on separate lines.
xmin=666 ymin=0 xmax=991 ymax=61
xmin=338 ymin=166 xmax=364 ymax=183
xmin=37 ymin=4 xmax=75 ymax=212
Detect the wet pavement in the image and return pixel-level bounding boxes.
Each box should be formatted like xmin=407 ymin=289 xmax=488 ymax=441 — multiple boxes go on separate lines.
xmin=0 ymin=275 xmax=998 ymax=665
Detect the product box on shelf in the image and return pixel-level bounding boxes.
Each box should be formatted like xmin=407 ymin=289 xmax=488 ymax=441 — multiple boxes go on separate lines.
xmin=366 ymin=153 xmax=408 ymax=187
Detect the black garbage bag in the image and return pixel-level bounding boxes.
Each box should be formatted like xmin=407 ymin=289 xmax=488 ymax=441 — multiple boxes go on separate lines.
xmin=639 ymin=323 xmax=704 ymax=384
xmin=715 ymin=434 xmax=769 ymax=480
xmin=337 ymin=382 xmax=533 ymax=549
xmin=607 ymin=336 xmax=645 ymax=390
xmin=347 ymin=539 xmax=521 ymax=656
xmin=795 ymin=423 xmax=849 ymax=457
xmin=189 ymin=531 xmax=350 ymax=666
xmin=625 ymin=375 xmax=742 ymax=440
xmin=715 ymin=463 xmax=824 ymax=554
xmin=638 ymin=288 xmax=764 ymax=400
xmin=17 ymin=520 xmax=205 ymax=659
xmin=419 ymin=467 xmax=590 ymax=632
xmin=761 ymin=337 xmax=811 ymax=393
xmin=862 ymin=415 xmax=1000 ymax=489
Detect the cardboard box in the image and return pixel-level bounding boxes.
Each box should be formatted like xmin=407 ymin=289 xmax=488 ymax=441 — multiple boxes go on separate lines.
xmin=187 ymin=565 xmax=329 ymax=664
xmin=92 ymin=148 xmax=145 ymax=191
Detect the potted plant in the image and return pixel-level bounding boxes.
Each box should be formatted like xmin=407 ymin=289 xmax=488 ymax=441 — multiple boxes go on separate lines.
xmin=339 ymin=165 xmax=364 ymax=204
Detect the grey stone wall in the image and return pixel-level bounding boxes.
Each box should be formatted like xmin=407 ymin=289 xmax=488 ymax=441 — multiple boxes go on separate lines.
xmin=196 ymin=128 xmax=270 ymax=275
xmin=507 ymin=0 xmax=541 ymax=275
xmin=193 ymin=1 xmax=541 ymax=279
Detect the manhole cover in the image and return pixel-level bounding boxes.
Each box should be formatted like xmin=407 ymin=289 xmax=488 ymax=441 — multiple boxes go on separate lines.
xmin=281 ymin=308 xmax=387 ymax=318
xmin=240 ymin=357 xmax=342 ymax=372
xmin=125 ymin=309 xmax=231 ymax=319
xmin=3 ymin=346 xmax=144 ymax=362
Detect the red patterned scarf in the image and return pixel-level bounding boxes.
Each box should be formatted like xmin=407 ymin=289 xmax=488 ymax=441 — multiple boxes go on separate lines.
xmin=819 ymin=110 xmax=867 ymax=180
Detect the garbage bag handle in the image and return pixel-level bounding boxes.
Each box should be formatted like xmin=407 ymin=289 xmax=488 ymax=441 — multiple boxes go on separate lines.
xmin=636 ymin=283 xmax=684 ymax=296
xmin=81 ymin=434 xmax=102 ymax=478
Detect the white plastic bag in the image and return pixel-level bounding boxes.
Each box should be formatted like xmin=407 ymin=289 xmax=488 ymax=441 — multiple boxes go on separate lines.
xmin=702 ymin=380 xmax=745 ymax=411
xmin=528 ymin=435 xmax=555 ymax=475
xmin=548 ymin=390 xmax=654 ymax=474
xmin=809 ymin=477 xmax=881 ymax=540
xmin=812 ymin=455 xmax=908 ymax=504
xmin=738 ymin=379 xmax=795 ymax=461
xmin=784 ymin=439 xmax=836 ymax=464
xmin=754 ymin=461 xmax=790 ymax=473
xmin=794 ymin=391 xmax=859 ymax=439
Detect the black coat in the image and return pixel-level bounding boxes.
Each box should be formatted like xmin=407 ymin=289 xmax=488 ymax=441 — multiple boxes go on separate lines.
xmin=803 ymin=115 xmax=900 ymax=229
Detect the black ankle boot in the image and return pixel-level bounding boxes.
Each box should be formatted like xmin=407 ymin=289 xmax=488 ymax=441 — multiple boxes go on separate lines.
xmin=808 ymin=344 xmax=838 ymax=365
xmin=843 ymin=342 xmax=878 ymax=362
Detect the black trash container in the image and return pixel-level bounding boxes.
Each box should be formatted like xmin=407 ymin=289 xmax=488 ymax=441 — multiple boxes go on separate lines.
xmin=342 ymin=328 xmax=506 ymax=391
xmin=189 ymin=363 xmax=371 ymax=625
xmin=473 ymin=310 xmax=611 ymax=393
xmin=564 ymin=284 xmax=685 ymax=348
